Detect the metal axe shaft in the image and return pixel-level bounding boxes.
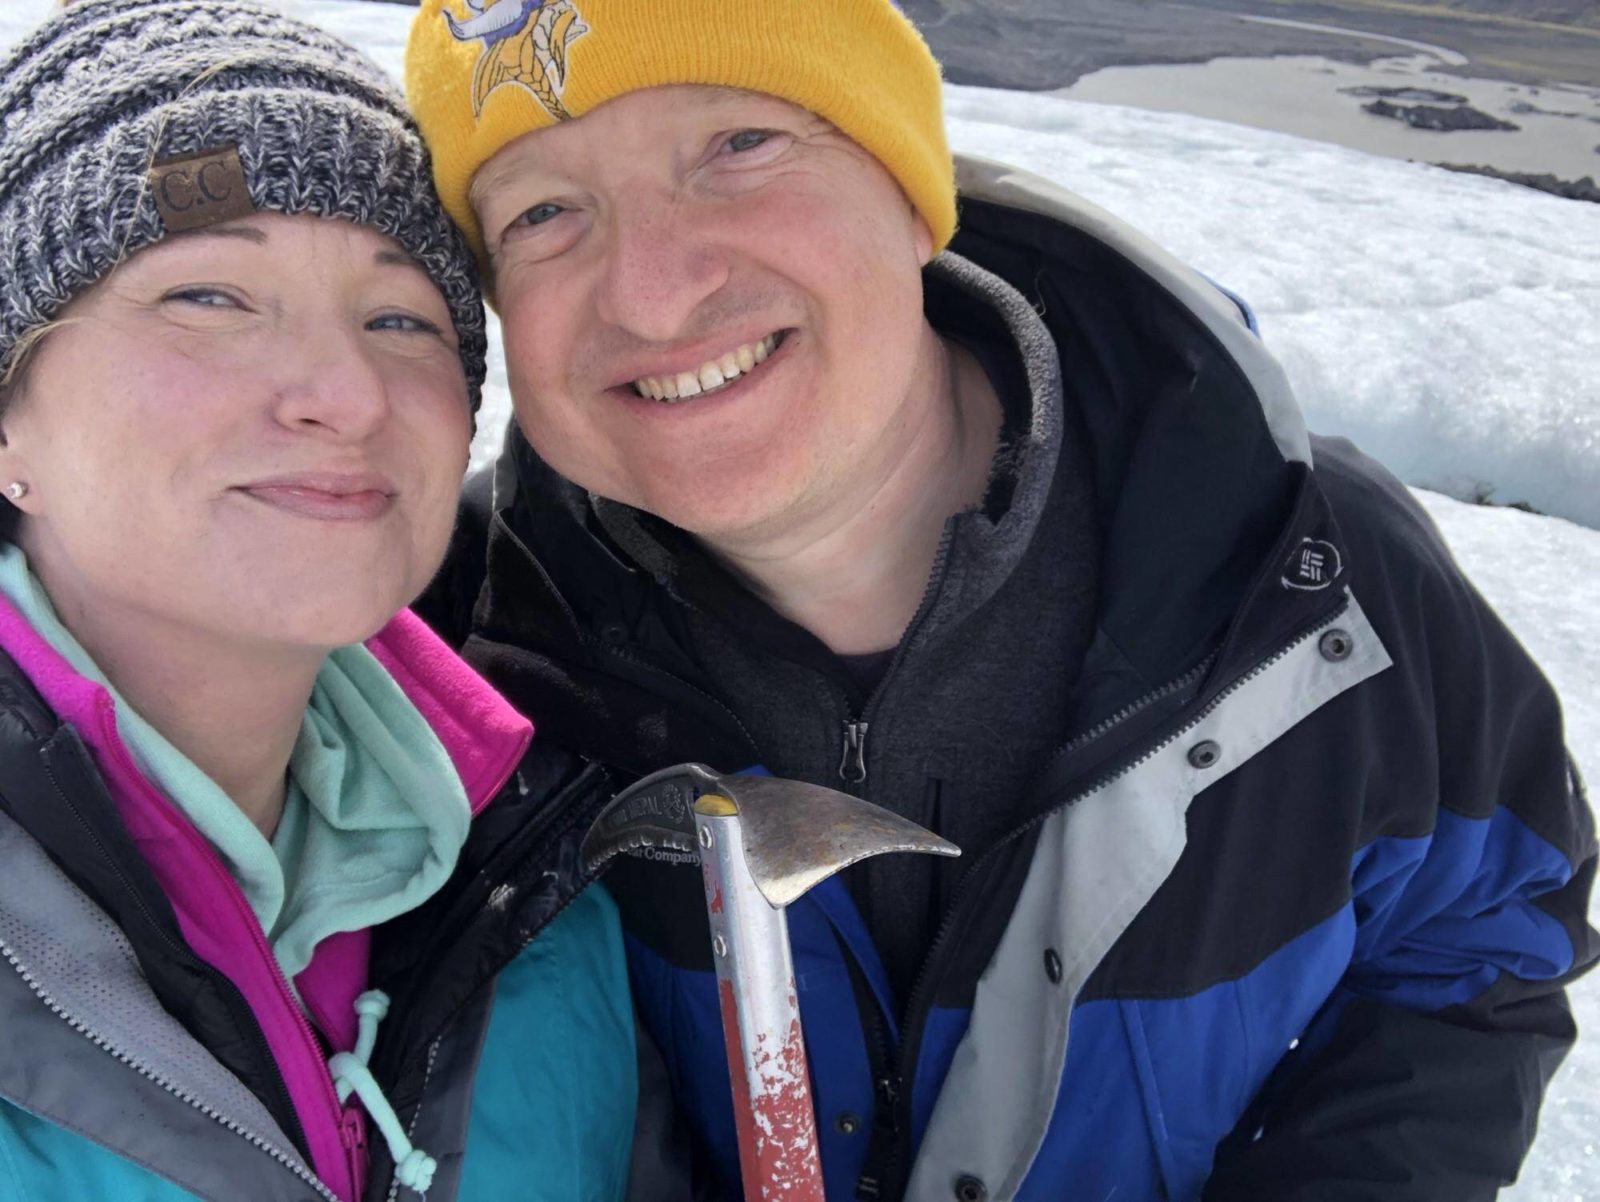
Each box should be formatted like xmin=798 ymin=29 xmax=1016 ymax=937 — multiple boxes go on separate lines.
xmin=697 ymin=793 xmax=825 ymax=1201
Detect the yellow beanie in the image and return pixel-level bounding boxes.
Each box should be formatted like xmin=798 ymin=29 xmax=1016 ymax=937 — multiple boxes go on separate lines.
xmin=404 ymin=0 xmax=955 ymax=258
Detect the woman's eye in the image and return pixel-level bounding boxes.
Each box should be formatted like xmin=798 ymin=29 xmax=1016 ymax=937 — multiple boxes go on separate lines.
xmin=514 ymin=202 xmax=565 ymax=228
xmin=368 ymin=312 xmax=444 ymax=336
xmin=725 ymin=129 xmax=774 ymax=154
xmin=164 ymin=287 xmax=240 ymax=309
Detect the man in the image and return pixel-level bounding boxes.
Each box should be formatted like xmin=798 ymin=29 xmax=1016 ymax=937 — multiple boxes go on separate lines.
xmin=405 ymin=2 xmax=1598 ymax=1198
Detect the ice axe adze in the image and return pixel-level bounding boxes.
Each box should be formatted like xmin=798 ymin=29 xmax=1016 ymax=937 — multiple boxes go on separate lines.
xmin=582 ymin=764 xmax=959 ymax=1202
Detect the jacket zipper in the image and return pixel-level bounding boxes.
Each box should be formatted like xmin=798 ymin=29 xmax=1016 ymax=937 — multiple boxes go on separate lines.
xmin=834 ymin=523 xmax=958 ymax=790
xmin=1045 ymin=653 xmax=1217 ymax=770
xmin=38 ymin=752 xmax=310 ymax=1158
xmin=824 ymin=524 xmax=961 ymax=1192
xmin=840 ymin=721 xmax=870 ymax=784
xmin=0 ymin=937 xmax=341 ymax=1202
xmin=382 ymin=1037 xmax=442 ymax=1202
xmin=342 ymin=1108 xmax=369 ymax=1200
xmin=861 ymin=597 xmax=1352 ymax=1197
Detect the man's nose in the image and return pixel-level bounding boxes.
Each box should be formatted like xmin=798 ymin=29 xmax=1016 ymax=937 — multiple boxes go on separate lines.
xmin=592 ymin=193 xmax=730 ymax=343
xmin=268 ymin=320 xmax=391 ymax=440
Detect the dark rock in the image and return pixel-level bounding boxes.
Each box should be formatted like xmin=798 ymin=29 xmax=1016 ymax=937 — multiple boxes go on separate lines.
xmin=1436 ymin=161 xmax=1600 ymax=202
xmin=1469 ymin=482 xmax=1544 ymax=514
xmin=1363 ymin=98 xmax=1520 ymax=131
xmin=1343 ymin=85 xmax=1469 ymax=102
xmin=1507 ymin=99 xmax=1600 ymax=121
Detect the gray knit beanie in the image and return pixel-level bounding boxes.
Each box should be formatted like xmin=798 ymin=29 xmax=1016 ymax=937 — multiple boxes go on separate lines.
xmin=0 ymin=0 xmax=487 ymax=406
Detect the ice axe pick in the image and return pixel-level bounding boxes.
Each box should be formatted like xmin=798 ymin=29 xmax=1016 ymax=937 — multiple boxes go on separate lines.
xmin=582 ymin=764 xmax=960 ymax=1202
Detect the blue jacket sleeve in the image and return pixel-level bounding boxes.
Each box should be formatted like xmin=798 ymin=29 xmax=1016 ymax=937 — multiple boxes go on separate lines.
xmin=1208 ymin=442 xmax=1599 ymax=1201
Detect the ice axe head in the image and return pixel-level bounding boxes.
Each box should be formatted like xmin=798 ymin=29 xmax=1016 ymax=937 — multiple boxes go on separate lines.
xmin=581 ymin=764 xmax=959 ymax=907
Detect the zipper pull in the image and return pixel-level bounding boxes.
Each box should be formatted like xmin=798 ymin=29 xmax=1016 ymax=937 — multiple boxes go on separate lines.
xmin=339 ymin=1108 xmax=368 ymax=1198
xmin=839 ymin=720 xmax=869 ymax=784
xmin=874 ymin=1074 xmax=901 ymax=1126
xmin=855 ymin=1075 xmax=903 ymax=1200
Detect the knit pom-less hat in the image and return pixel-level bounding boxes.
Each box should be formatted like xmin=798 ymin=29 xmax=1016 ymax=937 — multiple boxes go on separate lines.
xmin=0 ymin=0 xmax=487 ymax=405
xmin=404 ymin=0 xmax=955 ymax=259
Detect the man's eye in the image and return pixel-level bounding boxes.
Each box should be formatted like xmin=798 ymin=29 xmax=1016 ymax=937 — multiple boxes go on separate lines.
xmin=726 ymin=129 xmax=774 ymax=154
xmin=514 ymin=202 xmax=565 ymax=228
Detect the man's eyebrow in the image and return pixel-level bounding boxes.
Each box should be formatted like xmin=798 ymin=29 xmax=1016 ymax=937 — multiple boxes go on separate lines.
xmin=470 ymin=156 xmax=527 ymax=211
xmin=701 ymin=84 xmax=769 ymax=106
xmin=466 ymin=87 xmax=797 ymax=211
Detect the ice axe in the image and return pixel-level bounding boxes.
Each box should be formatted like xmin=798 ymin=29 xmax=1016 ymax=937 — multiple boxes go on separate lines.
xmin=582 ymin=764 xmax=959 ymax=1202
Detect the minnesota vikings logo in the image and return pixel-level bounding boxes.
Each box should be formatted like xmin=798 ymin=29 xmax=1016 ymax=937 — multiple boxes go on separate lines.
xmin=442 ymin=0 xmax=589 ymax=121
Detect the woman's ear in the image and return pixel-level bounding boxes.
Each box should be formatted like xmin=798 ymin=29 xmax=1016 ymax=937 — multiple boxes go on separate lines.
xmin=0 ymin=400 xmax=42 ymax=517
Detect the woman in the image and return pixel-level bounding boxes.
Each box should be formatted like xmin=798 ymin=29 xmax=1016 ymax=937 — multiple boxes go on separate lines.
xmin=0 ymin=2 xmax=635 ymax=1200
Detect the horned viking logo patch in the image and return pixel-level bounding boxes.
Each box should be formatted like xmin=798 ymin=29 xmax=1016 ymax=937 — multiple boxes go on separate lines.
xmin=443 ymin=0 xmax=589 ymax=120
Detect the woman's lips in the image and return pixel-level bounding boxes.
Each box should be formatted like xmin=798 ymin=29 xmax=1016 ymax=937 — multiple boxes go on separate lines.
xmin=234 ymin=473 xmax=397 ymax=521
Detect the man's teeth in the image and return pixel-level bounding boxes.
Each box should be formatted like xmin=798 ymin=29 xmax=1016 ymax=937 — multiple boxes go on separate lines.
xmin=633 ymin=333 xmax=779 ymax=402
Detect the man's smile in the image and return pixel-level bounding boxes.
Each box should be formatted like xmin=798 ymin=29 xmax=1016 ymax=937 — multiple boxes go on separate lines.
xmin=629 ymin=330 xmax=789 ymax=402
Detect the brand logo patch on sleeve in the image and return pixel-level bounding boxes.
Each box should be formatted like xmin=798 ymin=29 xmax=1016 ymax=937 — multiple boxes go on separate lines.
xmin=1281 ymin=537 xmax=1343 ymax=591
xmin=149 ymin=145 xmax=256 ymax=233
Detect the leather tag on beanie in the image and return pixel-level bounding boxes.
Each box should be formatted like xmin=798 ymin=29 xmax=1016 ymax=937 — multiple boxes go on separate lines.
xmin=149 ymin=146 xmax=255 ymax=233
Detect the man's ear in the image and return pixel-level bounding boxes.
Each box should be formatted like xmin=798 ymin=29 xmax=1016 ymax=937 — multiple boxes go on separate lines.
xmin=913 ymin=211 xmax=935 ymax=267
xmin=482 ymin=260 xmax=499 ymax=312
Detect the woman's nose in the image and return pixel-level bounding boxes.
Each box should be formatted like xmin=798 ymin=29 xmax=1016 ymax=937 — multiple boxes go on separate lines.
xmin=268 ymin=321 xmax=392 ymax=440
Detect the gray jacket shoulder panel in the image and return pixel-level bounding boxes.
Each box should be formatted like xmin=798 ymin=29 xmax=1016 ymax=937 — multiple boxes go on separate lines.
xmin=0 ymin=809 xmax=330 ymax=1202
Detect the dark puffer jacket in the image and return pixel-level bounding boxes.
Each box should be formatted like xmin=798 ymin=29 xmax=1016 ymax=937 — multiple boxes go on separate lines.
xmin=420 ymin=155 xmax=1598 ymax=1202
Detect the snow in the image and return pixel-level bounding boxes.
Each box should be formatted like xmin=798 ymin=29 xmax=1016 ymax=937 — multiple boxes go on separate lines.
xmin=3 ymin=1 xmax=1597 ymax=1196
xmin=940 ymin=86 xmax=1600 ymax=531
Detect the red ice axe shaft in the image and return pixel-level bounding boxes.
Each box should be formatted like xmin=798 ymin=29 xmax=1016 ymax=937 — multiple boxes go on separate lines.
xmin=583 ymin=766 xmax=959 ymax=1201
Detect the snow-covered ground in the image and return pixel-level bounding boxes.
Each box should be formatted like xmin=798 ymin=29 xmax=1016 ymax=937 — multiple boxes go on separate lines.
xmin=4 ymin=1 xmax=1597 ymax=1196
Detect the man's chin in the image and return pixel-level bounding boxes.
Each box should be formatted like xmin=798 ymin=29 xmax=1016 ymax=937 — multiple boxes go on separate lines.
xmin=622 ymin=477 xmax=804 ymax=546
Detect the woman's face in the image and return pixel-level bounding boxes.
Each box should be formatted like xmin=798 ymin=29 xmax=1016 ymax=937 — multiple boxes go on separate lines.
xmin=0 ymin=213 xmax=471 ymax=654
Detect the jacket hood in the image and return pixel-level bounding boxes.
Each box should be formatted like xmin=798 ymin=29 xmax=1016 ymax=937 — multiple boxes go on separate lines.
xmin=952 ymin=155 xmax=1310 ymax=468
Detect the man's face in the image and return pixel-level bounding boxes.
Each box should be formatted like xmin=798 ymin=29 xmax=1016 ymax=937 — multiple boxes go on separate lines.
xmin=473 ymin=86 xmax=936 ymax=543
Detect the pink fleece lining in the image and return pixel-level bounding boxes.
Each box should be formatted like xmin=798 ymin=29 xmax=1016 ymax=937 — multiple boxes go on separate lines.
xmin=364 ymin=608 xmax=533 ymax=816
xmin=0 ymin=597 xmax=533 ymax=1201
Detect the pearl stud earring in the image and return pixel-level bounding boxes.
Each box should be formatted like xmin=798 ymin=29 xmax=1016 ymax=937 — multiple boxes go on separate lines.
xmin=5 ymin=482 xmax=27 ymax=501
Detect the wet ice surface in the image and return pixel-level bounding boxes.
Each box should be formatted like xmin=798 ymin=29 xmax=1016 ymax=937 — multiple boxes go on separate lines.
xmin=3 ymin=1 xmax=1597 ymax=1196
xmin=1063 ymin=52 xmax=1600 ymax=181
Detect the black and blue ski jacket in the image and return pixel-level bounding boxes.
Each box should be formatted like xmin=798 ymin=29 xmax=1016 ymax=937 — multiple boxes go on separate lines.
xmin=420 ymin=155 xmax=1598 ymax=1202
